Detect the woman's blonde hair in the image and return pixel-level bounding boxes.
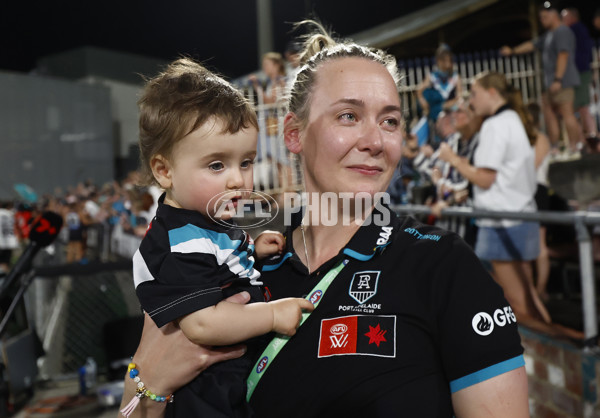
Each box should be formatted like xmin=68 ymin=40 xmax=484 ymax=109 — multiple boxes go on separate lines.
xmin=288 ymin=20 xmax=401 ymax=127
xmin=474 ymin=71 xmax=536 ymax=145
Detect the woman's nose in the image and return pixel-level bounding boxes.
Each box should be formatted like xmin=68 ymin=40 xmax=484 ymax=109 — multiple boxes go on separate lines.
xmin=357 ymin=121 xmax=384 ymax=154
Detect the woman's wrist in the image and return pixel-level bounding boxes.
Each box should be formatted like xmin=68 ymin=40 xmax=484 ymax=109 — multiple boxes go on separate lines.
xmin=130 ymin=356 xmax=172 ymax=396
xmin=450 ymin=155 xmax=461 ymax=168
xmin=121 ymin=374 xmax=168 ymax=418
xmin=121 ymin=363 xmax=173 ymax=417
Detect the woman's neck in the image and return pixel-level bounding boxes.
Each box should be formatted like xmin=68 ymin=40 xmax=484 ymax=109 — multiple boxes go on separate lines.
xmin=294 ymin=219 xmax=361 ymax=274
xmin=489 ymin=98 xmax=507 ymax=116
xmin=293 ymin=196 xmax=368 ymax=272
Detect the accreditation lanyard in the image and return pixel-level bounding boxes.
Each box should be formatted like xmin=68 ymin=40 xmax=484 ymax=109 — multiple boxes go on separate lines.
xmin=246 ymin=258 xmax=350 ymax=401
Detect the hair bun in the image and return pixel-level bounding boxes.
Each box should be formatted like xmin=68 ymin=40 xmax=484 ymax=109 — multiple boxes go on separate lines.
xmin=294 ymin=20 xmax=337 ymax=65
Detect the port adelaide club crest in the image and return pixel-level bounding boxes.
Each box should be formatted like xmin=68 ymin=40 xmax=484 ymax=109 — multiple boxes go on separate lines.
xmin=339 ymin=271 xmax=382 ymax=314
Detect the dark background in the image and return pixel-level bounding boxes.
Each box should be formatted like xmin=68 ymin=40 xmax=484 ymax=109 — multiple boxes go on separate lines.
xmin=0 ymin=0 xmax=598 ymax=79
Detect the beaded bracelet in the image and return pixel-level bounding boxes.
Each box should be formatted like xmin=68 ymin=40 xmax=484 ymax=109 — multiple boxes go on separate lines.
xmin=120 ymin=363 xmax=174 ymax=417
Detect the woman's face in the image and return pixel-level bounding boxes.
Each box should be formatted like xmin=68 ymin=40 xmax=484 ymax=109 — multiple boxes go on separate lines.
xmin=262 ymin=58 xmax=281 ymax=78
xmin=469 ymin=82 xmax=494 ymax=117
xmin=295 ymin=57 xmax=403 ymax=197
xmin=454 ymin=100 xmax=473 ymax=130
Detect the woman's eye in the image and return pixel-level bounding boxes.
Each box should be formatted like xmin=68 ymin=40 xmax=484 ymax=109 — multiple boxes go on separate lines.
xmin=383 ymin=118 xmax=399 ymax=128
xmin=339 ymin=113 xmax=356 ymax=122
xmin=241 ymin=159 xmax=254 ymax=169
xmin=209 ymin=162 xmax=224 ymax=171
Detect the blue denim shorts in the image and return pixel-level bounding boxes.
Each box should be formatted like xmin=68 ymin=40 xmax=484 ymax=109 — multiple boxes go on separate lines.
xmin=475 ymin=222 xmax=540 ymax=261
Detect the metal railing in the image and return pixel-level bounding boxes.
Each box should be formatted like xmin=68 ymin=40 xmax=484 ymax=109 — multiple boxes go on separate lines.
xmin=12 ymin=203 xmax=600 ymax=382
xmin=390 ymin=204 xmax=600 ymax=349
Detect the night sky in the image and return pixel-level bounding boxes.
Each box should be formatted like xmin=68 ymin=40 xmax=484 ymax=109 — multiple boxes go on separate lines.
xmin=0 ymin=0 xmax=441 ymax=79
xmin=1 ymin=1 xmax=597 ymax=79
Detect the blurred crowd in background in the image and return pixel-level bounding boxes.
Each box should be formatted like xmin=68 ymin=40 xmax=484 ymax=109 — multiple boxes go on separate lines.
xmin=0 ymin=172 xmax=160 ymax=270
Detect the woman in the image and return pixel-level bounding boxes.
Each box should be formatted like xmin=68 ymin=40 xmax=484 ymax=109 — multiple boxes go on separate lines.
xmin=121 ymin=25 xmax=528 ymax=417
xmin=438 ymin=72 xmax=582 ymax=340
xmin=251 ymin=52 xmax=292 ymax=191
xmin=430 ymin=96 xmax=482 ymax=246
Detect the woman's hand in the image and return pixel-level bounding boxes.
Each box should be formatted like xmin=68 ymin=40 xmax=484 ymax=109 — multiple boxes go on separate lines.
xmin=437 ymin=142 xmax=457 ymax=165
xmin=421 ymin=144 xmax=434 ymax=158
xmin=431 ymin=167 xmax=442 ymax=185
xmin=499 ymin=45 xmax=513 ymax=57
xmin=119 ymin=292 xmax=251 ymax=417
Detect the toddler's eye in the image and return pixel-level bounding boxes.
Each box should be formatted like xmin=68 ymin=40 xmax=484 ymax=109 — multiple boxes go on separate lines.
xmin=241 ymin=159 xmax=255 ymax=169
xmin=209 ymin=162 xmax=224 ymax=171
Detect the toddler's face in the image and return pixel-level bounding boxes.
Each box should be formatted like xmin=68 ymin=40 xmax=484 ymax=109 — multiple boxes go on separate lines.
xmin=161 ymin=118 xmax=257 ymax=220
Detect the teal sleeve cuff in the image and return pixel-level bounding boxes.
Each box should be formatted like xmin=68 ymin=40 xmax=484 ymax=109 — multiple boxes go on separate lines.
xmin=450 ymin=355 xmax=525 ymax=393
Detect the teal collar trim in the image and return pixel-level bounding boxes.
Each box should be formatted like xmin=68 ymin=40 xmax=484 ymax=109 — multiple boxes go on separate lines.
xmin=261 ymin=252 xmax=293 ymax=271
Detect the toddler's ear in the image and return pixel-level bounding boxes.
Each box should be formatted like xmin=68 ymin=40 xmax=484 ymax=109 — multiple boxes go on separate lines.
xmin=151 ymin=155 xmax=172 ymax=189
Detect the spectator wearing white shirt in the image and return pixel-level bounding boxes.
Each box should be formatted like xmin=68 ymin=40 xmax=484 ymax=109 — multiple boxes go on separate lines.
xmin=438 ymin=71 xmax=582 ymax=340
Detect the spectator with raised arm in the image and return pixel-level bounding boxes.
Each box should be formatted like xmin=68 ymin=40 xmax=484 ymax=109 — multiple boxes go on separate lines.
xmin=416 ymin=44 xmax=463 ymax=123
xmin=501 ymin=1 xmax=582 ymax=155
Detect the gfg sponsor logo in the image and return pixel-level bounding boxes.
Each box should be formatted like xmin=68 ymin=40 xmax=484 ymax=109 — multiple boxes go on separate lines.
xmin=472 ymin=306 xmax=517 ymax=336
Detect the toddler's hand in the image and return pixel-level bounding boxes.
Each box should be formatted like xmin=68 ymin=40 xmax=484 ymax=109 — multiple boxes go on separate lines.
xmin=270 ymin=298 xmax=314 ymax=336
xmin=254 ymin=230 xmax=285 ymax=259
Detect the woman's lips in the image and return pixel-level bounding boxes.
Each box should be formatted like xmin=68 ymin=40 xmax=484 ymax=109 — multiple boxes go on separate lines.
xmin=347 ymin=165 xmax=383 ymax=175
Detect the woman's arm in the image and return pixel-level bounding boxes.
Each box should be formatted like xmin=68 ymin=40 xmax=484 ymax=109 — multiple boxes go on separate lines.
xmin=438 ymin=142 xmax=496 ymax=189
xmin=416 ymin=74 xmax=432 ymax=115
xmin=451 ymin=367 xmax=529 ymax=417
xmin=119 ymin=293 xmax=251 ymax=418
xmin=534 ymin=131 xmax=550 ymax=170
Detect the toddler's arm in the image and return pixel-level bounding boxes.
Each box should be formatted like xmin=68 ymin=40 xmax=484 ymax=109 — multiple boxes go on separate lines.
xmin=178 ymin=297 xmax=313 ymax=346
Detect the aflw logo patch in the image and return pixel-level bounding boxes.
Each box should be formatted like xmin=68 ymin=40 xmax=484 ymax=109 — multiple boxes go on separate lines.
xmin=349 ymin=271 xmax=380 ymax=304
xmin=318 ymin=315 xmax=396 ymax=358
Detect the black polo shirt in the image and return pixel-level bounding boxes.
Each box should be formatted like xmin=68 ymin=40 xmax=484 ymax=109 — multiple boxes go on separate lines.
xmin=250 ymin=206 xmax=524 ymax=417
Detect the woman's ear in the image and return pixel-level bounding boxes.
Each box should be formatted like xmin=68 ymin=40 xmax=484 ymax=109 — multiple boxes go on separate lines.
xmin=283 ymin=112 xmax=302 ymax=154
xmin=150 ymin=155 xmax=172 ymax=189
